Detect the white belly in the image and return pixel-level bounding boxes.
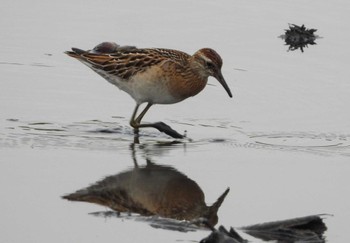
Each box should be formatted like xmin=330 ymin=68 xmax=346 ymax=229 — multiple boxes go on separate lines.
xmin=82 ymin=61 xmax=183 ymax=104
xmin=97 ymin=66 xmax=181 ymax=104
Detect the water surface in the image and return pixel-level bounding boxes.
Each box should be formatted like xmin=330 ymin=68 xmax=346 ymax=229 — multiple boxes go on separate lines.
xmin=1 ymin=0 xmax=350 ymax=242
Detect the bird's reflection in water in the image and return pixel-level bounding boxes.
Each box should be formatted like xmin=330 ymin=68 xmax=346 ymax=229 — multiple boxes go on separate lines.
xmin=63 ymin=143 xmax=229 ymax=228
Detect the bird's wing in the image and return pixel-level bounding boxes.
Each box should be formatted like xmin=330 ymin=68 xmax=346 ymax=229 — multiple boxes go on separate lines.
xmin=65 ymin=46 xmax=190 ymax=80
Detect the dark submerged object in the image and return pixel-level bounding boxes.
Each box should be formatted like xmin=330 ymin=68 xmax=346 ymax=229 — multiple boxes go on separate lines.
xmin=241 ymin=214 xmax=327 ymax=242
xmin=200 ymin=224 xmax=246 ymax=243
xmin=201 ymin=214 xmax=328 ymax=243
xmin=62 ymin=159 xmax=229 ymax=226
xmin=280 ymin=24 xmax=319 ymax=52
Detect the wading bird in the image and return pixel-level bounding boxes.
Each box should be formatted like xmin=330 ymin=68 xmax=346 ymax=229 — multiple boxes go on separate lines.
xmin=65 ymin=42 xmax=232 ymax=140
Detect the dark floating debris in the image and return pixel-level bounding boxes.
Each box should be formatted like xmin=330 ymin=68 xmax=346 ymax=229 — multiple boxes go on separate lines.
xmin=201 ymin=214 xmax=328 ymax=243
xmin=280 ymin=24 xmax=319 ymax=52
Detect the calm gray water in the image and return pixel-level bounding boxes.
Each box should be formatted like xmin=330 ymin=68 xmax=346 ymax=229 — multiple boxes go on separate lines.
xmin=1 ymin=0 xmax=350 ymax=242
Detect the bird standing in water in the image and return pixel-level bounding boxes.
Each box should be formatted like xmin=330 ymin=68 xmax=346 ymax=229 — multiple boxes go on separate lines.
xmin=65 ymin=42 xmax=232 ymax=140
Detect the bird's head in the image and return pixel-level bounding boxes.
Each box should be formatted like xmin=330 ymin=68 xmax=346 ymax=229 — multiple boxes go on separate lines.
xmin=193 ymin=48 xmax=232 ymax=98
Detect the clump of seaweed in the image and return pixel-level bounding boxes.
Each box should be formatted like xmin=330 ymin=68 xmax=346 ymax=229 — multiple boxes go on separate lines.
xmin=280 ymin=24 xmax=319 ymax=52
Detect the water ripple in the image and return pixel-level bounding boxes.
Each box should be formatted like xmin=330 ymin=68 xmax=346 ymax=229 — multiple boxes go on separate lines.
xmin=1 ymin=118 xmax=350 ymax=157
xmin=1 ymin=119 xmax=133 ymax=151
xmin=231 ymin=131 xmax=350 ymax=157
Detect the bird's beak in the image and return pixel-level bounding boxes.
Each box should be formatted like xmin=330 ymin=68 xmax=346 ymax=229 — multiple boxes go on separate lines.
xmin=204 ymin=187 xmax=230 ymax=225
xmin=215 ymin=71 xmax=233 ymax=98
xmin=211 ymin=187 xmax=230 ymax=212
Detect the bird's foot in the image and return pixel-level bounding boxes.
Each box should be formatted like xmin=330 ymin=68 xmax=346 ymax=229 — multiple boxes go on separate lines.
xmin=151 ymin=122 xmax=184 ymax=139
xmin=133 ymin=121 xmax=186 ymax=140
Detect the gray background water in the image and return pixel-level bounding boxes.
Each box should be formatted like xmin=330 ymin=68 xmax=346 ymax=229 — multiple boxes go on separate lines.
xmin=1 ymin=0 xmax=349 ymax=242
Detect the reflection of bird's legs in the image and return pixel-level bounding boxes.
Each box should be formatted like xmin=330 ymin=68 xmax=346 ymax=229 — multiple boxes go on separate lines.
xmin=130 ymin=141 xmax=154 ymax=168
xmin=129 ymin=143 xmax=139 ymax=167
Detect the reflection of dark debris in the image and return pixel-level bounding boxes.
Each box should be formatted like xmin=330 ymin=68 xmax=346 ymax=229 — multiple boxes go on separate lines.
xmin=201 ymin=225 xmax=246 ymax=243
xmin=240 ymin=214 xmax=328 ymax=243
xmin=201 ymin=214 xmax=328 ymax=243
xmin=280 ymin=24 xmax=319 ymax=52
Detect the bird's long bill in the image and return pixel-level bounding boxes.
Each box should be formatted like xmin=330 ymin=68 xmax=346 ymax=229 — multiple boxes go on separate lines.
xmin=204 ymin=187 xmax=230 ymax=226
xmin=215 ymin=71 xmax=233 ymax=98
xmin=210 ymin=187 xmax=230 ymax=213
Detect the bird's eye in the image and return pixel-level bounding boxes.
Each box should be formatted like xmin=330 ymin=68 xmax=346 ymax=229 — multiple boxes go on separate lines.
xmin=206 ymin=62 xmax=215 ymax=69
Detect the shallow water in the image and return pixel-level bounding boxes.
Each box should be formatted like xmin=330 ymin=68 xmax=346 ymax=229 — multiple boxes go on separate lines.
xmin=1 ymin=0 xmax=350 ymax=242
xmin=2 ymin=118 xmax=350 ymax=157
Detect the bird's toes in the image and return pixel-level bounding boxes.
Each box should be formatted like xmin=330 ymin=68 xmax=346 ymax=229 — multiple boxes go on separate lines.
xmin=153 ymin=122 xmax=184 ymax=139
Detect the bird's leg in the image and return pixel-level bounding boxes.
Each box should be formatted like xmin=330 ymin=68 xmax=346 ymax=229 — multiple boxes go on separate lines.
xmin=130 ymin=104 xmax=141 ymax=141
xmin=130 ymin=103 xmax=153 ymax=143
xmin=130 ymin=103 xmax=152 ymax=127
xmin=130 ymin=104 xmax=140 ymax=127
xmin=135 ymin=103 xmax=153 ymax=124
xmin=130 ymin=103 xmax=184 ymax=139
